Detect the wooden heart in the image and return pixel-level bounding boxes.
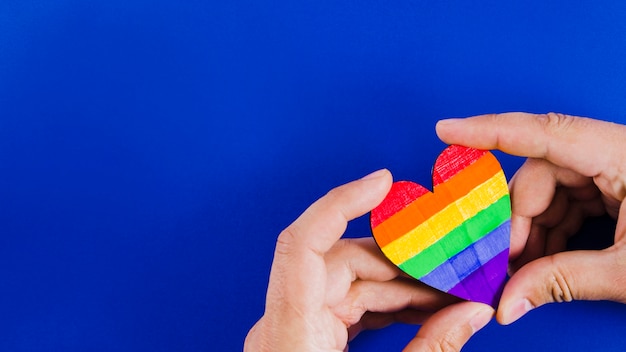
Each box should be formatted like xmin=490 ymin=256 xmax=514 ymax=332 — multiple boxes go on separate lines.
xmin=370 ymin=145 xmax=511 ymax=307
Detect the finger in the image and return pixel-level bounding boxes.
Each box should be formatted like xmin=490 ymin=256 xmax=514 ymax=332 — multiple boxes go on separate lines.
xmin=326 ymin=237 xmax=401 ymax=283
xmin=497 ymin=249 xmax=626 ymax=325
xmin=325 ymin=237 xmax=402 ymax=306
xmin=507 ymin=173 xmax=533 ymax=260
xmin=544 ymin=198 xmax=606 ymax=255
xmin=507 ymin=158 xmax=592 ymax=259
xmin=507 ymin=159 xmax=557 ymax=259
xmin=333 ymin=278 xmax=459 ymax=326
xmin=347 ymin=310 xmax=433 ymax=342
xmin=267 ymin=169 xmax=392 ymax=310
xmin=532 ymin=187 xmax=569 ymax=228
xmin=278 ymin=169 xmax=393 ymax=257
xmin=515 ymin=188 xmax=569 ymax=262
xmin=404 ymin=302 xmax=494 ymax=352
xmin=567 ymin=183 xmax=602 ymax=202
xmin=435 ymin=112 xmax=626 ymax=179
xmin=533 ymin=184 xmax=604 ymax=229
xmin=510 ymin=194 xmax=607 ymax=273
xmin=510 ymin=223 xmax=546 ymax=273
xmin=614 ymin=201 xmax=626 ymax=243
xmin=509 ymin=187 xmax=568 ymax=266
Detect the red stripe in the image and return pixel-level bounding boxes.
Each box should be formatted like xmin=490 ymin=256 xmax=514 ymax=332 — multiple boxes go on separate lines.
xmin=370 ymin=181 xmax=429 ymax=228
xmin=432 ymin=146 xmax=488 ymax=186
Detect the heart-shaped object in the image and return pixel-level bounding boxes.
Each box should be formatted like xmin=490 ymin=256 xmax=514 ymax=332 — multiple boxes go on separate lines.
xmin=370 ymin=145 xmax=511 ymax=307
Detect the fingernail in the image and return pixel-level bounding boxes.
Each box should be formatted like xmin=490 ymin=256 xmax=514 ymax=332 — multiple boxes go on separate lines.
xmin=436 ymin=118 xmax=462 ymax=126
xmin=360 ymin=168 xmax=388 ymax=180
xmin=504 ymin=298 xmax=534 ymax=325
xmin=469 ymin=307 xmax=493 ymax=334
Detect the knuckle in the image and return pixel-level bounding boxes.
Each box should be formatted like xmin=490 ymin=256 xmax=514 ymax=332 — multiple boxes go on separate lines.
xmin=327 ymin=238 xmax=358 ymax=264
xmin=428 ymin=335 xmax=460 ymax=352
xmin=333 ymin=281 xmax=368 ymax=325
xmin=436 ymin=335 xmax=461 ymax=352
xmin=538 ymin=112 xmax=576 ymax=136
xmin=332 ymin=237 xmax=356 ymax=253
xmin=275 ymin=227 xmax=299 ymax=256
xmin=409 ymin=332 xmax=464 ymax=352
xmin=607 ymin=163 xmax=626 ymax=201
xmin=545 ymin=256 xmax=575 ymax=303
xmin=325 ymin=185 xmax=346 ymax=203
xmin=533 ymin=112 xmax=578 ymax=160
xmin=322 ymin=186 xmax=350 ymax=222
xmin=346 ymin=288 xmax=369 ymax=324
xmin=483 ymin=114 xmax=504 ymax=148
xmin=521 ymin=157 xmax=550 ymax=175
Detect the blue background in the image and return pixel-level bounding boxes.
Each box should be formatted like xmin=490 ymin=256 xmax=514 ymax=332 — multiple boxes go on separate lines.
xmin=2 ymin=1 xmax=626 ymax=351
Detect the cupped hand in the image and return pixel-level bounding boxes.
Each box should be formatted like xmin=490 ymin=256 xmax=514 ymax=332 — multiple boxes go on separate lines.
xmin=244 ymin=169 xmax=494 ymax=351
xmin=436 ymin=112 xmax=626 ymax=324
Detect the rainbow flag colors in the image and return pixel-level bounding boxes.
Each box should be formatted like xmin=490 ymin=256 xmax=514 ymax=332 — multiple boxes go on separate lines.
xmin=370 ymin=145 xmax=511 ymax=307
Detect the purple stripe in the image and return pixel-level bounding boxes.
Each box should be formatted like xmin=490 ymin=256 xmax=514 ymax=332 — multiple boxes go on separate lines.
xmin=448 ymin=249 xmax=509 ymax=307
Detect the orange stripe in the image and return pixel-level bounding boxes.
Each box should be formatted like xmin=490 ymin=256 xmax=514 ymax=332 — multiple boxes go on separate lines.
xmin=372 ymin=153 xmax=501 ymax=247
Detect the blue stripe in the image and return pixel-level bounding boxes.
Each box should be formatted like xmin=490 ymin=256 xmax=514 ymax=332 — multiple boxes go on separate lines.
xmin=419 ymin=219 xmax=510 ymax=291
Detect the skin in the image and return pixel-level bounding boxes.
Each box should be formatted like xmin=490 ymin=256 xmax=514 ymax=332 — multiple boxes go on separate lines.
xmin=435 ymin=112 xmax=626 ymax=324
xmin=244 ymin=169 xmax=494 ymax=351
xmin=245 ymin=111 xmax=626 ymax=350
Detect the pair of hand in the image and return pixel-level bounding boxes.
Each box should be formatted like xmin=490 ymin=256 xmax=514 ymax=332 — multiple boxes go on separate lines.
xmin=245 ymin=112 xmax=626 ymax=351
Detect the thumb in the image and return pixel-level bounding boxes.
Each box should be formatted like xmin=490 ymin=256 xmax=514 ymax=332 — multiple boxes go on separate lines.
xmin=404 ymin=302 xmax=494 ymax=352
xmin=497 ymin=248 xmax=626 ymax=325
xmin=267 ymin=169 xmax=393 ymax=310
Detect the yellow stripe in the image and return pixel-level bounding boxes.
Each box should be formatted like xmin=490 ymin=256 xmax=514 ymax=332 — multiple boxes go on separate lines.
xmin=381 ymin=171 xmax=508 ymax=264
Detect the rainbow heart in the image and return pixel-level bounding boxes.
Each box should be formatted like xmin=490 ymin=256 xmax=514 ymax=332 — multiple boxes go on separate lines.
xmin=370 ymin=145 xmax=511 ymax=307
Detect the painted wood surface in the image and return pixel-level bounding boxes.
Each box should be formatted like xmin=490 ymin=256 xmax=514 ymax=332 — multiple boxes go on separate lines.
xmin=371 ymin=145 xmax=511 ymax=307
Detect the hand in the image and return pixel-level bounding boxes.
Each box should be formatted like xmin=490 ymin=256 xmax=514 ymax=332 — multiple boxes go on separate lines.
xmin=244 ymin=169 xmax=494 ymax=351
xmin=436 ymin=112 xmax=626 ymax=325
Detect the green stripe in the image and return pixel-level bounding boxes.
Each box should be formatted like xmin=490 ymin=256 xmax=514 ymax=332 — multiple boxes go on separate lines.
xmin=399 ymin=194 xmax=510 ymax=279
